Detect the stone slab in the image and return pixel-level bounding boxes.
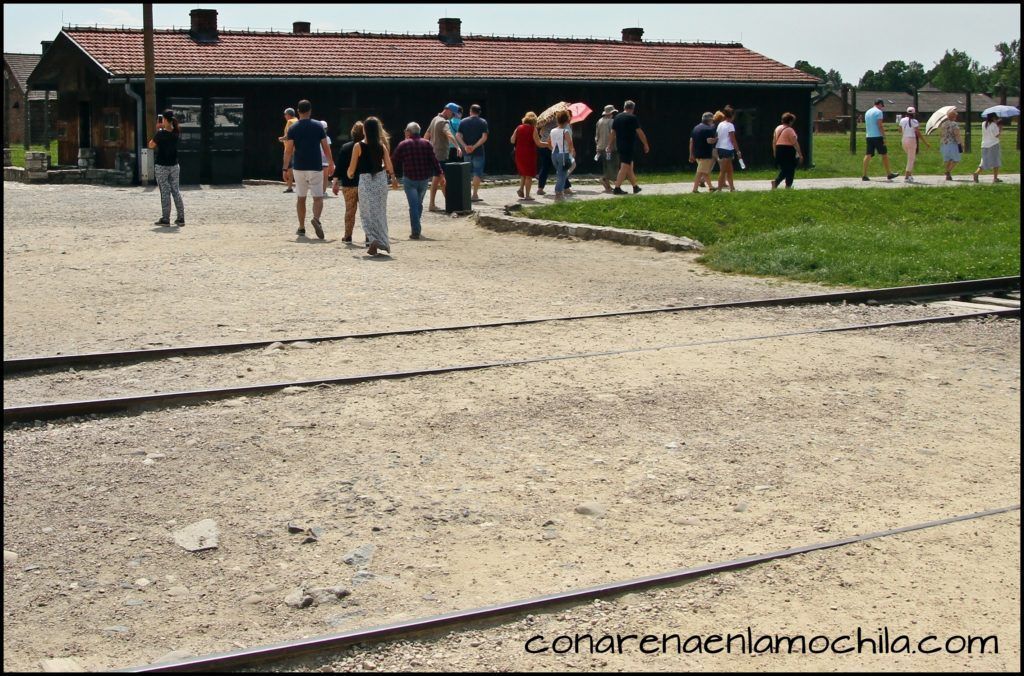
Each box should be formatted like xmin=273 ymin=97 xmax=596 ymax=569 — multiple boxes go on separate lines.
xmin=172 ymin=519 xmax=219 ymax=552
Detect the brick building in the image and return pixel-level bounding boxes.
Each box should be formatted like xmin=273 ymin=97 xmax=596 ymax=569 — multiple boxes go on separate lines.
xmin=4 ymin=49 xmax=58 ymax=147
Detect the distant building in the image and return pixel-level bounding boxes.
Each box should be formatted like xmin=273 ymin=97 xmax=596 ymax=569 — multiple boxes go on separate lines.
xmin=4 ymin=47 xmax=58 ymax=146
xmin=854 ymin=85 xmax=1008 ymax=122
xmin=29 ymin=8 xmax=820 ymax=183
xmin=811 ymin=83 xmax=1015 ymax=134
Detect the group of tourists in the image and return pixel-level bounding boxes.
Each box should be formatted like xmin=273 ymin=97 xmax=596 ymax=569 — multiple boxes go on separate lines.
xmin=862 ymin=98 xmax=1005 ymax=184
xmin=513 ymin=100 xmax=651 ymax=200
xmin=686 ymin=106 xmax=753 ymax=193
xmin=146 ymin=94 xmax=1010 ymax=242
xmin=276 ymin=99 xmax=491 ymax=255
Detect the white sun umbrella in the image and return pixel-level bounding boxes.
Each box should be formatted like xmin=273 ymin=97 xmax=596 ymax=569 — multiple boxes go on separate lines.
xmin=925 ymin=105 xmax=957 ymax=134
xmin=981 ymin=104 xmax=1021 ymax=118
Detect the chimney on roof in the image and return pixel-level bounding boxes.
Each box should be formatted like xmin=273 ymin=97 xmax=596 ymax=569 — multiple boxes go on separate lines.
xmin=293 ymin=21 xmax=311 ymax=34
xmin=622 ymin=27 xmax=644 ymax=43
xmin=189 ymin=8 xmax=219 ymax=42
xmin=439 ymin=17 xmax=462 ymax=45
xmin=41 ymin=40 xmax=54 ymax=54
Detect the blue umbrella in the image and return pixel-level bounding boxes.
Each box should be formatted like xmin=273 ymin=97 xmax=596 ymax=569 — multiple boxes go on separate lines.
xmin=981 ymin=105 xmax=1020 ymax=118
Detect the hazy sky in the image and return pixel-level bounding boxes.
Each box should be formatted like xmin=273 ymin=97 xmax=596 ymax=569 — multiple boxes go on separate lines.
xmin=4 ymin=3 xmax=1020 ymax=83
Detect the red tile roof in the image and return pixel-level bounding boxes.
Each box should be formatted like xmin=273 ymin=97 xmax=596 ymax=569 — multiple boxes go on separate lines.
xmin=63 ymin=28 xmax=820 ymax=85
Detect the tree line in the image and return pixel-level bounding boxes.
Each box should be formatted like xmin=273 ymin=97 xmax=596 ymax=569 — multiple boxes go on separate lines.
xmin=795 ymin=40 xmax=1020 ymax=96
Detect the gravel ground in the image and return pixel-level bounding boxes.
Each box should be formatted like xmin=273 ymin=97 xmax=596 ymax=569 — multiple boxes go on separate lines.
xmin=3 ymin=303 xmax=975 ymax=408
xmin=3 ymin=179 xmax=1020 ymax=672
xmin=2 ymin=181 xmax=827 ymax=359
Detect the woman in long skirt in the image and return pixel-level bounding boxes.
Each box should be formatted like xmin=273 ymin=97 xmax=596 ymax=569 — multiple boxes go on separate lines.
xmin=347 ymin=116 xmax=399 ymax=255
xmin=973 ymin=113 xmax=1004 ymax=183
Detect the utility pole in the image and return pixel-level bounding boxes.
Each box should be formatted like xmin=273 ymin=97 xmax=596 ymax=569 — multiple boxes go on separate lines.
xmin=142 ymin=3 xmax=156 ymax=181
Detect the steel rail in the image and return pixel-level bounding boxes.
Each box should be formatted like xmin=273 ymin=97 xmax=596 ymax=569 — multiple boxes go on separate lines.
xmin=4 ymin=276 xmax=1019 ymax=376
xmin=118 ymin=503 xmax=1021 ymax=672
xmin=5 ymin=308 xmax=1017 ymax=426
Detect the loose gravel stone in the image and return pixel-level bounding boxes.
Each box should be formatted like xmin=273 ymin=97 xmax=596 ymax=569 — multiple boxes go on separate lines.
xmin=342 ymin=544 xmax=376 ymax=567
xmin=284 ymin=589 xmax=313 ymax=609
xmin=574 ymin=502 xmax=606 ymax=516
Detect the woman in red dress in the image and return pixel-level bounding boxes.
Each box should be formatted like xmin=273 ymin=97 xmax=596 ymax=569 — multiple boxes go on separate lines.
xmin=510 ymin=111 xmax=543 ymax=200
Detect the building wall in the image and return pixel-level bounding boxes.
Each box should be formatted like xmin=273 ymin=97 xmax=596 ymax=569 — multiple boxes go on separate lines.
xmin=146 ymin=80 xmax=813 ymax=182
xmin=4 ymin=71 xmax=57 ymax=146
xmin=5 ymin=70 xmax=27 ymax=146
xmin=813 ymin=94 xmax=845 ymax=121
xmin=46 ymin=57 xmax=136 ymax=168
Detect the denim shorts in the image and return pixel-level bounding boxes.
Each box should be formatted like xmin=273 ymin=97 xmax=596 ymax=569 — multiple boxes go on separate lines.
xmin=467 ymin=151 xmax=485 ymax=178
xmin=717 ymin=148 xmax=735 ymax=160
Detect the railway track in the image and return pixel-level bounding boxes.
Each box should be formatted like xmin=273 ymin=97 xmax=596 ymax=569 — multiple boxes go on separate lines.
xmin=6 ymin=278 xmax=1018 ymax=671
xmin=117 ymin=504 xmax=1020 ymax=672
xmin=4 ymin=277 xmax=1018 ymax=377
xmin=4 ymin=278 xmax=1018 ymax=426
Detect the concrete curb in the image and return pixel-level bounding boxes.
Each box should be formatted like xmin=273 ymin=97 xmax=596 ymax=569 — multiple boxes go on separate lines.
xmin=474 ymin=212 xmax=704 ymax=252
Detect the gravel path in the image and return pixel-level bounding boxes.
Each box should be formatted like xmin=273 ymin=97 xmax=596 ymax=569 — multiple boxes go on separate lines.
xmin=3 ymin=178 xmax=1019 ymax=671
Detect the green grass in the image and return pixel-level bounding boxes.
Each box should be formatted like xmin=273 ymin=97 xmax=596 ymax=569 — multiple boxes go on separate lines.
xmin=526 ymin=185 xmax=1021 ymax=288
xmin=638 ymin=126 xmax=1020 ymax=183
xmin=7 ymin=140 xmax=58 ymax=167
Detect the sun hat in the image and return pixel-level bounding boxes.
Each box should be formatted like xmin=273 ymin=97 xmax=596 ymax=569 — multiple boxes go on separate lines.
xmin=602 ymin=104 xmax=617 ymax=115
xmin=906 ymin=106 xmax=915 ymax=114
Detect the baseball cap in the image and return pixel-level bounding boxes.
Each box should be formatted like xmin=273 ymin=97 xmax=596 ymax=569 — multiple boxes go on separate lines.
xmin=906 ymin=106 xmax=916 ymax=114
xmin=445 ymin=102 xmax=460 ymax=114
xmin=874 ymin=98 xmax=885 ymax=106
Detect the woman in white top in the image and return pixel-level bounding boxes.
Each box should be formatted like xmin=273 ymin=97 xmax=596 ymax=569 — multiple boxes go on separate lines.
xmin=898 ymin=107 xmax=929 ymax=183
xmin=548 ymin=109 xmax=575 ymax=199
xmin=973 ymin=113 xmax=1004 ymax=183
xmin=715 ymin=106 xmax=742 ymax=192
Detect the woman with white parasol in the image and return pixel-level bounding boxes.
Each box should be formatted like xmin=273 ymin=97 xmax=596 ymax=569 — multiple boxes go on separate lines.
xmin=972 ymin=105 xmax=1018 ymax=183
xmin=937 ymin=108 xmax=963 ymax=181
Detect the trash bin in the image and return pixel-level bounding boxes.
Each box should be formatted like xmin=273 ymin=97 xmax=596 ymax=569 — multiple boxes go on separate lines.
xmin=443 ymin=161 xmax=471 ymax=213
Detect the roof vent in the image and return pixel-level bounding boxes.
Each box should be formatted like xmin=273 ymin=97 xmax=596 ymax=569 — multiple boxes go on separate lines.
xmin=189 ymin=9 xmax=219 ymax=42
xmin=439 ymin=17 xmax=462 ymax=45
xmin=622 ymin=27 xmax=644 ymax=43
xmin=293 ymin=21 xmax=311 ymax=34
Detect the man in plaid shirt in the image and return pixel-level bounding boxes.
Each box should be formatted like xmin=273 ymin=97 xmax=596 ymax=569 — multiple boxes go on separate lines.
xmin=391 ymin=122 xmax=444 ymax=239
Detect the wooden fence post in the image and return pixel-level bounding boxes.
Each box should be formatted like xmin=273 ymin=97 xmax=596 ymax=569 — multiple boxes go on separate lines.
xmin=849 ymin=88 xmax=857 ymax=154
